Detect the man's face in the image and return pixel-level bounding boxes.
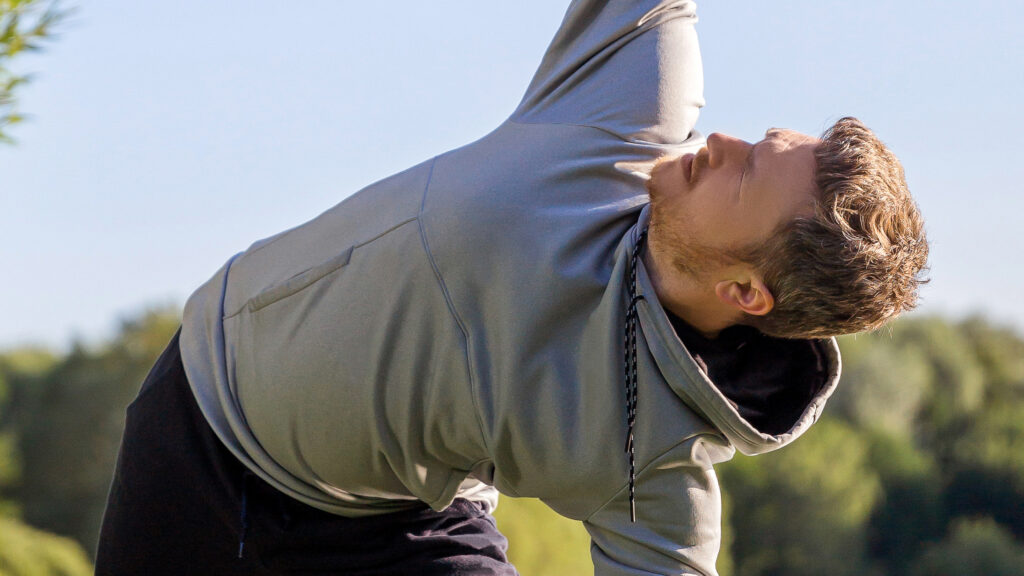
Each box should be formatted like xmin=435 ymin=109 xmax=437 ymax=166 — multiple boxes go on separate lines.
xmin=646 ymin=128 xmax=821 ymax=279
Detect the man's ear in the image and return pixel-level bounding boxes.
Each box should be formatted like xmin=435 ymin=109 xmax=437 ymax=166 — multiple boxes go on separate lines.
xmin=714 ymin=275 xmax=775 ymax=317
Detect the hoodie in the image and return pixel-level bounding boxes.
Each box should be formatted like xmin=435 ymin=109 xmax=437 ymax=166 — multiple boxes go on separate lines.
xmin=178 ymin=2 xmax=841 ymax=574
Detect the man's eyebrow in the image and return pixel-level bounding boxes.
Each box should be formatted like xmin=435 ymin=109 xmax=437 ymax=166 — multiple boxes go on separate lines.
xmin=746 ymin=129 xmax=779 ymax=175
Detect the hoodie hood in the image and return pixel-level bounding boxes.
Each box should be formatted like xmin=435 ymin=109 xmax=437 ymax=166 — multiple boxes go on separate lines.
xmin=629 ymin=205 xmax=842 ymax=456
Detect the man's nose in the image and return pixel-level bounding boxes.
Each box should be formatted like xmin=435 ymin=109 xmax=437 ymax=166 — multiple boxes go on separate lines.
xmin=706 ymin=133 xmax=751 ymax=165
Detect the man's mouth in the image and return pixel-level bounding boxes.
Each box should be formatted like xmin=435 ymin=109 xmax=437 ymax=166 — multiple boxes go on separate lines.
xmin=689 ymin=148 xmax=709 ymax=183
xmin=683 ymin=153 xmax=696 ymax=184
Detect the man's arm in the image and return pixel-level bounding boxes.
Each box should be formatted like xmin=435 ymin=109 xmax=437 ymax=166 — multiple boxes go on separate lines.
xmin=583 ymin=435 xmax=727 ymax=576
xmin=512 ymin=0 xmax=704 ymax=146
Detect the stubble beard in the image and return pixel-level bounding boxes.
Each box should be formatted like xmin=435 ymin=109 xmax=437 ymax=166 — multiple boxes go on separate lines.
xmin=646 ymin=166 xmax=738 ymax=281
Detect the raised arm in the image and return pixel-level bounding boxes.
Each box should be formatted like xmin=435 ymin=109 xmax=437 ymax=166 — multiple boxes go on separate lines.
xmin=512 ymin=0 xmax=704 ymax=145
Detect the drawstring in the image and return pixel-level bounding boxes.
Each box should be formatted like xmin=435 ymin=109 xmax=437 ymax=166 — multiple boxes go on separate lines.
xmin=238 ymin=470 xmax=251 ymax=559
xmin=624 ymin=227 xmax=647 ymax=523
xmin=237 ymin=470 xmax=294 ymax=561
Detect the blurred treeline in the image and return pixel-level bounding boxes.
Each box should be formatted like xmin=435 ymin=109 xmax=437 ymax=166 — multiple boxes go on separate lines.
xmin=1 ymin=310 xmax=1023 ymax=575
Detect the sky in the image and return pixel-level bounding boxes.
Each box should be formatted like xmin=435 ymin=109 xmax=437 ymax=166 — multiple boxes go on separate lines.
xmin=2 ymin=0 xmax=1022 ymax=350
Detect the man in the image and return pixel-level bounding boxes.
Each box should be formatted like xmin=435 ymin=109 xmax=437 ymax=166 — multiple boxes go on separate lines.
xmin=97 ymin=1 xmax=928 ymax=575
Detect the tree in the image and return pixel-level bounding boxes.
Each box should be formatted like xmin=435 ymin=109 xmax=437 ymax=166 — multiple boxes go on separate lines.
xmin=959 ymin=316 xmax=1024 ymax=424
xmin=911 ymin=518 xmax=1024 ymax=576
xmin=1 ymin=349 xmax=91 ymax=575
xmin=0 ymin=0 xmax=66 ymax=143
xmin=864 ymin=429 xmax=945 ymax=575
xmin=831 ymin=331 xmax=932 ymax=438
xmin=719 ymin=418 xmax=883 ymax=576
xmin=833 ymin=317 xmax=987 ymax=452
xmin=0 ymin=517 xmax=92 ymax=576
xmin=493 ymin=497 xmax=592 ymax=576
xmin=6 ymin=308 xmax=180 ymax=557
xmin=945 ymin=402 xmax=1024 ymax=539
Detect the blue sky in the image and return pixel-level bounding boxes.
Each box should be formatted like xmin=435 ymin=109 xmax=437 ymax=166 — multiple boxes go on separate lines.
xmin=2 ymin=0 xmax=1022 ymax=349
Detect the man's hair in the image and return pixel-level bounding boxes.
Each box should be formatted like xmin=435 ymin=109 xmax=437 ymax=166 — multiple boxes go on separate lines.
xmin=745 ymin=117 xmax=929 ymax=339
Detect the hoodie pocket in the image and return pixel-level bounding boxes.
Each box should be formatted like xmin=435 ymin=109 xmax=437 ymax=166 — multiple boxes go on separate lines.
xmin=244 ymin=246 xmax=354 ymax=313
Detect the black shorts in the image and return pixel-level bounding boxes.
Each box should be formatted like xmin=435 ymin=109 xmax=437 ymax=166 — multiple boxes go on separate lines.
xmin=96 ymin=330 xmax=517 ymax=575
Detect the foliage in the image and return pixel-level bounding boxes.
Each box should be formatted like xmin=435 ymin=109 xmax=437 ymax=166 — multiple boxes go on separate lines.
xmin=719 ymin=418 xmax=882 ymax=576
xmin=960 ymin=316 xmax=1024 ymax=403
xmin=0 ymin=516 xmax=92 ymax=576
xmin=863 ymin=430 xmax=944 ymax=575
xmin=1 ymin=369 xmax=19 ymax=515
xmin=2 ymin=308 xmax=179 ymax=557
xmin=833 ymin=317 xmax=988 ymax=449
xmin=911 ymin=518 xmax=1024 ymax=576
xmin=0 ymin=331 xmax=92 ymax=575
xmin=0 ymin=430 xmax=19 ymax=517
xmin=949 ymin=402 xmax=1024 ymax=484
xmin=829 ymin=331 xmax=932 ymax=438
xmin=493 ymin=497 xmax=591 ymax=576
xmin=0 ymin=0 xmax=66 ymax=143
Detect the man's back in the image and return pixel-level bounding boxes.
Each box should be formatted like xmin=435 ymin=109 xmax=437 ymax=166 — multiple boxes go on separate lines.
xmin=179 ymin=0 xmax=709 ymax=520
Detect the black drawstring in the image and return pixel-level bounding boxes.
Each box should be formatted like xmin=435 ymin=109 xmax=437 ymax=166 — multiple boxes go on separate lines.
xmin=624 ymin=227 xmax=647 ymax=523
xmin=238 ymin=471 xmax=251 ymax=559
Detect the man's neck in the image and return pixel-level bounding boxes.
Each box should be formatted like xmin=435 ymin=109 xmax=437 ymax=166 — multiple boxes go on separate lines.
xmin=641 ymin=247 xmax=738 ymax=340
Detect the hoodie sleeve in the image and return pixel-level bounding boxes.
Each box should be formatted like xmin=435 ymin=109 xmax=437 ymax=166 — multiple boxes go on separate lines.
xmin=583 ymin=435 xmax=725 ymax=576
xmin=511 ymin=0 xmax=704 ymax=145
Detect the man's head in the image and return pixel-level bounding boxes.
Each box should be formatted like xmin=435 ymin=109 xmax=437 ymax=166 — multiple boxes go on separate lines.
xmin=645 ymin=117 xmax=928 ymax=339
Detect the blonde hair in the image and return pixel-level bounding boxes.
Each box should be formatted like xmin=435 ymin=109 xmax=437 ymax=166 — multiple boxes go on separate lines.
xmin=748 ymin=117 xmax=929 ymax=339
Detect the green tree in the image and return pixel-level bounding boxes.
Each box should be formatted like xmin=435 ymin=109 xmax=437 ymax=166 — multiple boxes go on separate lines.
xmin=1 ymin=350 xmax=91 ymax=575
xmin=0 ymin=517 xmax=92 ymax=576
xmin=0 ymin=371 xmax=19 ymax=517
xmin=960 ymin=315 xmax=1024 ymax=405
xmin=911 ymin=518 xmax=1024 ymax=576
xmin=897 ymin=319 xmax=987 ymax=458
xmin=719 ymin=418 xmax=882 ymax=576
xmin=832 ymin=331 xmax=932 ymax=438
xmin=864 ymin=430 xmax=944 ymax=575
xmin=834 ymin=317 xmax=988 ymax=451
xmin=0 ymin=0 xmax=66 ymax=142
xmin=6 ymin=308 xmax=179 ymax=557
xmin=493 ymin=497 xmax=592 ymax=576
xmin=944 ymin=402 xmax=1024 ymax=539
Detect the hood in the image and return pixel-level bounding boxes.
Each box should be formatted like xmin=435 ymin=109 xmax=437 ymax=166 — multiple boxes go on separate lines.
xmin=629 ymin=205 xmax=842 ymax=456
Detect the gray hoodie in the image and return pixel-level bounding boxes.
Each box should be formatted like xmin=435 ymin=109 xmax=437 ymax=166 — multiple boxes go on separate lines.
xmin=179 ymin=1 xmax=841 ymax=574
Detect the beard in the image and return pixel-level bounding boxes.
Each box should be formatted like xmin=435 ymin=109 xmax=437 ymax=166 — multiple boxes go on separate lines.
xmin=645 ymin=164 xmax=740 ymax=280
